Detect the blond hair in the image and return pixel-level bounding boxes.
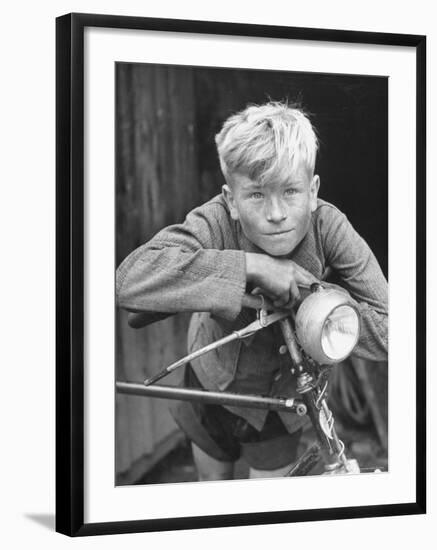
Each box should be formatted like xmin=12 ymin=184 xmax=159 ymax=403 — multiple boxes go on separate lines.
xmin=215 ymin=101 xmax=318 ymax=186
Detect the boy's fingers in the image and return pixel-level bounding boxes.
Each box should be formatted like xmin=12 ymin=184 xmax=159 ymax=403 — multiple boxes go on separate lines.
xmin=273 ymin=293 xmax=290 ymax=308
xmin=252 ymin=287 xmax=275 ymax=301
xmin=295 ymin=267 xmax=318 ymax=286
xmin=272 ymin=282 xmax=292 ymax=308
xmin=273 ymin=279 xmax=300 ymax=309
xmin=292 ymin=261 xmax=316 ymax=279
xmin=289 ymin=278 xmax=300 ymax=303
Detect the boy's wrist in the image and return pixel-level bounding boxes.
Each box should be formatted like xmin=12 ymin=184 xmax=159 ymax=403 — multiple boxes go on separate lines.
xmin=245 ymin=252 xmax=256 ymax=283
xmin=245 ymin=252 xmax=267 ymax=284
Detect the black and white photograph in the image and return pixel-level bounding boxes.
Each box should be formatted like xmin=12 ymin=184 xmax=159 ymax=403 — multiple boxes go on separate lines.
xmin=114 ymin=63 xmax=389 ymax=486
xmin=53 ymin=11 xmax=425 ymax=537
xmin=1 ymin=0 xmax=432 ymax=546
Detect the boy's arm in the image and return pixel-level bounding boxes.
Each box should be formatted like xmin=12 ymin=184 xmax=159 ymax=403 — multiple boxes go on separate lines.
xmin=320 ymin=205 xmax=388 ymax=362
xmin=245 ymin=253 xmax=319 ymax=306
xmin=116 ymin=201 xmax=246 ymax=321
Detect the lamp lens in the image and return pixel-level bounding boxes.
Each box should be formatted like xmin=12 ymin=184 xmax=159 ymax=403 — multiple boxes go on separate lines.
xmin=321 ymin=305 xmax=359 ymax=360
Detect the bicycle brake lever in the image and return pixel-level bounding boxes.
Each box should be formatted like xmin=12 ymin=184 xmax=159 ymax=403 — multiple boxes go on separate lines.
xmin=144 ymin=310 xmax=290 ymax=386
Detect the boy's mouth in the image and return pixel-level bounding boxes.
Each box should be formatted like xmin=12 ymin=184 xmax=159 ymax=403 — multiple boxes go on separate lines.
xmin=264 ymin=229 xmax=294 ymax=236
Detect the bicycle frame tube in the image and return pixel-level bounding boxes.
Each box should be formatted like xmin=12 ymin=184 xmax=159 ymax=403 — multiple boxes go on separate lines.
xmin=116 ymin=381 xmax=307 ymax=415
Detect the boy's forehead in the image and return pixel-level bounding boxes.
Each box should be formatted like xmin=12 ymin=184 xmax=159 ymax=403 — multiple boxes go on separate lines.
xmin=234 ymin=174 xmax=262 ymax=188
xmin=232 ymin=166 xmax=311 ymax=188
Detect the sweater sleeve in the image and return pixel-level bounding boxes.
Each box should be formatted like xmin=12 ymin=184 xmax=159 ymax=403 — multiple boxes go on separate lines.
xmin=116 ymin=201 xmax=247 ymax=322
xmin=319 ymin=205 xmax=388 ymax=361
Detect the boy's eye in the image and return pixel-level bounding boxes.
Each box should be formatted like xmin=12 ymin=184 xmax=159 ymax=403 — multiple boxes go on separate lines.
xmin=250 ymin=191 xmax=264 ymax=199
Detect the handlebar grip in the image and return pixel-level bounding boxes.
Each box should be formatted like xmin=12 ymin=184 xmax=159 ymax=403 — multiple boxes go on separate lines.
xmin=241 ymin=293 xmax=275 ymax=310
xmin=127 ymin=311 xmax=175 ymax=328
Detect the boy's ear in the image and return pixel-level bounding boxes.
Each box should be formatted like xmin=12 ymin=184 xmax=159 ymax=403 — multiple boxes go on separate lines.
xmin=222 ymin=184 xmax=240 ymax=221
xmin=310 ymin=175 xmax=320 ymax=212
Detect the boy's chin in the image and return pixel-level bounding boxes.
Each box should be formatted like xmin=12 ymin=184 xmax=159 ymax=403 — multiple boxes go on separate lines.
xmin=258 ymin=242 xmax=295 ymax=257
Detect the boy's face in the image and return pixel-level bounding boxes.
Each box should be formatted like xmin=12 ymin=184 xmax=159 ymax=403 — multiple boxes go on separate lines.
xmin=223 ymin=166 xmax=320 ymax=257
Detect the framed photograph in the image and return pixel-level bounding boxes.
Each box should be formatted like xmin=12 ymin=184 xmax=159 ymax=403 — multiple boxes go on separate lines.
xmin=56 ymin=12 xmax=426 ymax=536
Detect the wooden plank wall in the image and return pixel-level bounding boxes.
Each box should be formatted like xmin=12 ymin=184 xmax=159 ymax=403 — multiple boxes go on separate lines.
xmin=115 ymin=64 xmax=202 ymax=483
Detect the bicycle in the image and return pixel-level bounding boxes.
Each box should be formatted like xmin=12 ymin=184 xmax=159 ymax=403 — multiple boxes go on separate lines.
xmin=116 ymin=283 xmax=383 ymax=477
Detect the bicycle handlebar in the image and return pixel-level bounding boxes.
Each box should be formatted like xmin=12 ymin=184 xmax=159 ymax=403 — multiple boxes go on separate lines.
xmin=126 ymin=293 xmax=276 ymax=329
xmin=125 ymin=286 xmax=319 ymax=329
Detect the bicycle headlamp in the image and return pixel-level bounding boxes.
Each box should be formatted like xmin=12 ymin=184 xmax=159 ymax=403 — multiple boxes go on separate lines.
xmin=295 ymin=285 xmax=360 ymax=364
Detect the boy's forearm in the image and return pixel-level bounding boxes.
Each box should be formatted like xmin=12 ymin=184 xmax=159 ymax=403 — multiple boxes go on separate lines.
xmin=117 ymin=244 xmax=247 ymax=321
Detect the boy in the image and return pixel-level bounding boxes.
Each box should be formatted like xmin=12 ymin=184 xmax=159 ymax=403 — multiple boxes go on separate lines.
xmin=116 ymin=101 xmax=388 ymax=481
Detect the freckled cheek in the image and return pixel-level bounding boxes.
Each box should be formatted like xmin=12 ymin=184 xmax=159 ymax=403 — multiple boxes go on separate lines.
xmin=239 ymin=215 xmax=265 ymax=240
xmin=289 ymin=205 xmax=312 ymax=232
xmin=243 ymin=218 xmax=263 ymax=236
xmin=286 ymin=202 xmax=302 ymax=217
xmin=239 ymin=205 xmax=264 ymax=230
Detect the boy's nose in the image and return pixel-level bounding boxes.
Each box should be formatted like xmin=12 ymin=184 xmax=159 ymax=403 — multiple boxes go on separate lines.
xmin=266 ymin=198 xmax=287 ymax=223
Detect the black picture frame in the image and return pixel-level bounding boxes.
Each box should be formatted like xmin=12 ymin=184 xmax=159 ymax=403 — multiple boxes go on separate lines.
xmin=56 ymin=12 xmax=426 ymax=537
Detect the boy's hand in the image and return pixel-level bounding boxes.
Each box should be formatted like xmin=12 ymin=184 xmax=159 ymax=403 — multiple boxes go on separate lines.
xmin=245 ymin=252 xmax=318 ymax=308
